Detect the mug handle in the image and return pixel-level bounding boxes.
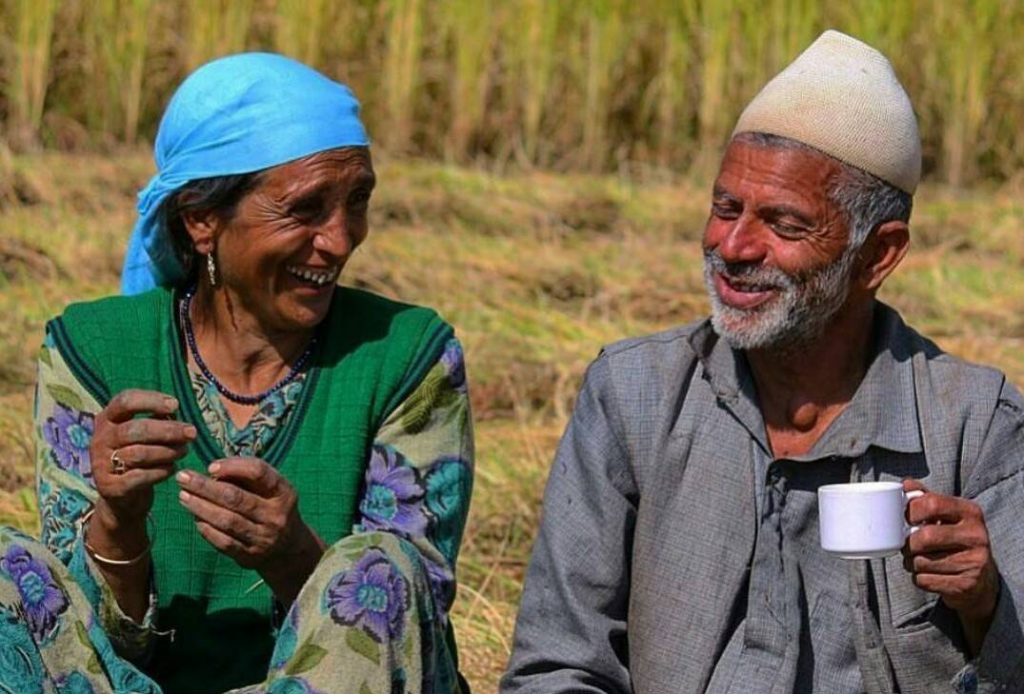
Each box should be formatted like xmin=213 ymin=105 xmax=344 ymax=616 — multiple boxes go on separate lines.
xmin=903 ymin=489 xmax=925 ymax=538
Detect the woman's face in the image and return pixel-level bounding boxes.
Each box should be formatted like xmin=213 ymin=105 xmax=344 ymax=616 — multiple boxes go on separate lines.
xmin=203 ymin=147 xmax=375 ymax=333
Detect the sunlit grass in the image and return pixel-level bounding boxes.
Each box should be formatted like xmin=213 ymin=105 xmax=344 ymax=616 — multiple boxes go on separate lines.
xmin=2 ymin=1 xmax=1024 ymax=182
xmin=80 ymin=0 xmax=153 ymax=143
xmin=381 ymin=0 xmax=424 ymax=154
xmin=183 ymin=0 xmax=256 ymax=72
xmin=4 ymin=0 xmax=59 ymax=145
xmin=272 ymin=0 xmax=329 ymax=67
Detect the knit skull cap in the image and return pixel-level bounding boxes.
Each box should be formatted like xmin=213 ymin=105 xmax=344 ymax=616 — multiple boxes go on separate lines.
xmin=732 ymin=29 xmax=921 ymax=194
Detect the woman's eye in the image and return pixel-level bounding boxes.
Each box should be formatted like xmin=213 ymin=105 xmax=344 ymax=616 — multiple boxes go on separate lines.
xmin=348 ymin=189 xmax=372 ymax=209
xmin=289 ymin=198 xmax=323 ymax=221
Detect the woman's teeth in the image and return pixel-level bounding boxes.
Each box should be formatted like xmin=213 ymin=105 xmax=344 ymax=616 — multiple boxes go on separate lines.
xmin=286 ymin=265 xmax=338 ymax=287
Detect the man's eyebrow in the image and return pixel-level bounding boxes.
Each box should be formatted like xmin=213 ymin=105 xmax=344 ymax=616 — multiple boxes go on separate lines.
xmin=711 ymin=186 xmax=739 ymax=202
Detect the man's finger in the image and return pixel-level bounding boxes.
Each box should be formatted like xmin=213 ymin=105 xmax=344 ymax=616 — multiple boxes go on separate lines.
xmin=906 ymin=523 xmax=988 ymax=556
xmin=912 ymin=571 xmax=964 ymax=595
xmin=105 ymin=390 xmax=180 ymax=423
xmin=907 ymin=493 xmax=980 ymax=526
xmin=908 ymin=548 xmax=984 ymax=575
xmin=910 ymin=571 xmax=987 ymax=608
xmin=903 ymin=548 xmax=955 ymax=573
xmin=902 ymin=478 xmax=928 ymax=494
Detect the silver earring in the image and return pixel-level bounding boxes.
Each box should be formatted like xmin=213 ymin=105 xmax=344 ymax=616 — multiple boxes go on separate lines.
xmin=206 ymin=252 xmax=217 ymax=287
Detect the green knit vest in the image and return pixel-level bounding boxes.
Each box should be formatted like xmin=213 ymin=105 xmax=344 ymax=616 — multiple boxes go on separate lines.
xmin=49 ymin=286 xmax=452 ymax=693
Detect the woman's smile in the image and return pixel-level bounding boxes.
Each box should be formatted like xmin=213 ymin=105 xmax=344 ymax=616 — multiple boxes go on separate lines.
xmin=284 ymin=263 xmax=341 ymax=288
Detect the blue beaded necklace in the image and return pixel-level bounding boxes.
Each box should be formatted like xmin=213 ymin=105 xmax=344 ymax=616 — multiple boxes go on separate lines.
xmin=180 ymin=288 xmax=317 ymax=405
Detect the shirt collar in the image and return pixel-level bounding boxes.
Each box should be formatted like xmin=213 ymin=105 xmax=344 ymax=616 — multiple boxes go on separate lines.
xmin=688 ymin=319 xmax=771 ymax=454
xmin=689 ymin=302 xmax=923 ymax=459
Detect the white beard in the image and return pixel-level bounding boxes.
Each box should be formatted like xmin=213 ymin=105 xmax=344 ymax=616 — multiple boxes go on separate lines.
xmin=703 ymin=244 xmax=860 ymax=351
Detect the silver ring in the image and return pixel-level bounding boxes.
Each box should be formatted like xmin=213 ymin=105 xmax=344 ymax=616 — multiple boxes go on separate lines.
xmin=110 ymin=449 xmax=127 ymax=475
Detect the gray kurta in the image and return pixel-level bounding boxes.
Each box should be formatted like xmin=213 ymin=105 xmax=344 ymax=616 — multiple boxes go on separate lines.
xmin=502 ymin=303 xmax=1024 ymax=693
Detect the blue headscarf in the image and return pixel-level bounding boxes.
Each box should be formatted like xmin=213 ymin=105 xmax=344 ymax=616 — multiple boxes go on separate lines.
xmin=120 ymin=52 xmax=370 ymax=294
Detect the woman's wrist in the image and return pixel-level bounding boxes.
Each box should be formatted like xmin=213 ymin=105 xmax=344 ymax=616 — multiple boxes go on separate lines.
xmin=83 ymin=500 xmax=154 ymax=623
xmin=87 ymin=499 xmax=150 ymax=559
xmin=260 ymin=523 xmax=324 ymax=605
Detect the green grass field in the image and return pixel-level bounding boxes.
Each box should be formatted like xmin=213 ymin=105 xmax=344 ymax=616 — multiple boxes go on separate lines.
xmin=2 ymin=150 xmax=1024 ymax=689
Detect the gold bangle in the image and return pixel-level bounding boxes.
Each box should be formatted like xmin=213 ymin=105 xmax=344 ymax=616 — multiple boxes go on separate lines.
xmin=81 ymin=507 xmax=154 ymax=567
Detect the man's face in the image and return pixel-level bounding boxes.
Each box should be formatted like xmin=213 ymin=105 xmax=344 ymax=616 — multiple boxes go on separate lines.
xmin=702 ymin=139 xmax=858 ymax=351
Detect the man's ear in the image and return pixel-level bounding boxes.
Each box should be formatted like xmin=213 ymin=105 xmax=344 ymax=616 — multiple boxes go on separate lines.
xmin=856 ymin=220 xmax=910 ymax=291
xmin=182 ymin=205 xmax=219 ymax=256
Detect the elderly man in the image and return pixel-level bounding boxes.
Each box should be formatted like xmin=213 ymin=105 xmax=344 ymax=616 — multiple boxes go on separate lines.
xmin=501 ymin=30 xmax=1024 ymax=693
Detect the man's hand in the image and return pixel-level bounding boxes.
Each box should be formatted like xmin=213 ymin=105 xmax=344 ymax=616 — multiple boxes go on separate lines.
xmin=176 ymin=457 xmax=324 ymax=604
xmin=902 ymin=478 xmax=1000 ymax=654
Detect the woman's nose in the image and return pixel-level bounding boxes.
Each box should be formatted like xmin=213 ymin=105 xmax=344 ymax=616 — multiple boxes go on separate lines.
xmin=312 ymin=213 xmax=354 ymax=257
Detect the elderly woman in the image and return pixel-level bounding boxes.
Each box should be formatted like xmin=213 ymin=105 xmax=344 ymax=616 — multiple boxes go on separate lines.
xmin=0 ymin=54 xmax=473 ymax=693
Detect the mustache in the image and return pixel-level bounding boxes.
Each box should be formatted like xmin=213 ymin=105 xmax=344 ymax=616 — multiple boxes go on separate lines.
xmin=703 ymin=249 xmax=796 ymax=291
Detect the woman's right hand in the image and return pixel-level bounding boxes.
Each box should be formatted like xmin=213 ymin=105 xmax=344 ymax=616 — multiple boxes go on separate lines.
xmin=90 ymin=389 xmax=197 ymax=527
xmin=85 ymin=389 xmax=195 ymax=619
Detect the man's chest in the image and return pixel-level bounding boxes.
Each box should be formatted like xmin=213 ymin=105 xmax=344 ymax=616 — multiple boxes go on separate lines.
xmin=627 ymin=406 xmax=954 ymax=691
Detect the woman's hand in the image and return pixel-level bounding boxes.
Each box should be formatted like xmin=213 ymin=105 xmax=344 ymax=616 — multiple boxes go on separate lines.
xmin=86 ymin=388 xmax=195 ymax=621
xmin=175 ymin=457 xmax=324 ymax=604
xmin=90 ymin=389 xmax=196 ymax=526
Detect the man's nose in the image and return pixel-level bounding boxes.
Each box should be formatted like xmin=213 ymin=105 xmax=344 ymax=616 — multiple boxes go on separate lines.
xmin=713 ymin=214 xmax=767 ymax=265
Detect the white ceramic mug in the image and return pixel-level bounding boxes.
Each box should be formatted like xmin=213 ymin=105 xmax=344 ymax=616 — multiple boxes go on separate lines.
xmin=818 ymin=481 xmax=924 ymax=559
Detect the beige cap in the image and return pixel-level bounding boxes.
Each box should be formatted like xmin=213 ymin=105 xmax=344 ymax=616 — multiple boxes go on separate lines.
xmin=732 ymin=30 xmax=921 ymax=194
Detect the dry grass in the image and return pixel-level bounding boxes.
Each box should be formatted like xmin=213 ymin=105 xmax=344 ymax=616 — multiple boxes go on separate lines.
xmin=2 ymin=151 xmax=1024 ymax=689
xmin=3 ymin=1 xmax=1024 ymax=182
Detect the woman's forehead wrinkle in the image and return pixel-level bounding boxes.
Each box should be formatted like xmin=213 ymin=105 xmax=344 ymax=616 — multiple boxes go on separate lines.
xmin=253 ymin=172 xmax=373 ymax=218
xmin=277 ymin=176 xmax=324 ymax=200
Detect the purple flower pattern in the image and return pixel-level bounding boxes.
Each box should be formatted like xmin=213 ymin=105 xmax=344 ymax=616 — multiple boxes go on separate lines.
xmin=1 ymin=544 xmax=68 ymax=642
xmin=325 ymin=548 xmax=410 ymax=643
xmin=359 ymin=446 xmax=429 ymax=538
xmin=439 ymin=339 xmax=466 ymax=393
xmin=424 ymin=558 xmax=455 ymax=624
xmin=42 ymin=404 xmax=94 ymax=479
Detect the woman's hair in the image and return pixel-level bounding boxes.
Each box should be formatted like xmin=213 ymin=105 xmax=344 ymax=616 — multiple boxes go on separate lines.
xmin=161 ymin=172 xmax=263 ymax=286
